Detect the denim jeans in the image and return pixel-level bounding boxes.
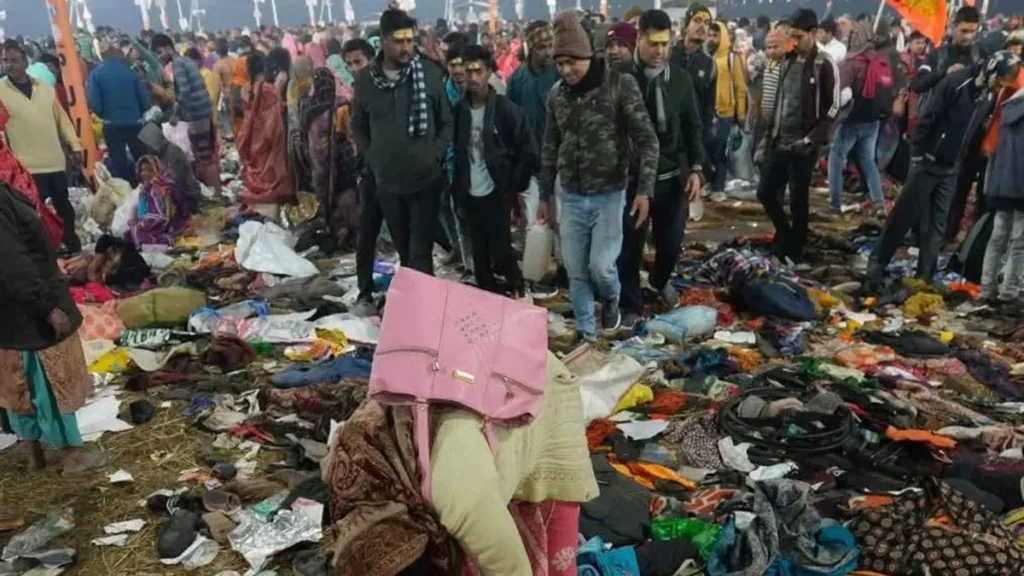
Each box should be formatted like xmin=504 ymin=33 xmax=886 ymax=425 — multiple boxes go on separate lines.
xmin=710 ymin=117 xmax=734 ymax=192
xmin=876 ymin=118 xmax=900 ymax=172
xmin=828 ymin=120 xmax=885 ymax=209
xmin=981 ymin=210 xmax=1024 ymax=300
xmin=559 ymin=190 xmax=625 ymax=337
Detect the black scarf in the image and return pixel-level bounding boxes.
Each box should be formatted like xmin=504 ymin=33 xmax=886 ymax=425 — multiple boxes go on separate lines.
xmin=564 ymin=57 xmax=606 ymax=96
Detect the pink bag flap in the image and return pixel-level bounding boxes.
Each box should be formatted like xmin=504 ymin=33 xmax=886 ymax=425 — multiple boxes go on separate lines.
xmin=371 ymin=268 xmax=548 ymax=423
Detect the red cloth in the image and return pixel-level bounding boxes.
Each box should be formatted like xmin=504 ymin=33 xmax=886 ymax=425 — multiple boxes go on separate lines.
xmin=237 ymin=81 xmax=294 ymax=205
xmin=0 ymin=100 xmax=64 ymax=247
xmin=69 ymin=282 xmax=117 ymax=304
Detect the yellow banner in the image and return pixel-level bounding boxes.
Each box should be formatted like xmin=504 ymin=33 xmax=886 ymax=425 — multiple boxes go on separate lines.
xmin=44 ymin=0 xmax=100 ymax=185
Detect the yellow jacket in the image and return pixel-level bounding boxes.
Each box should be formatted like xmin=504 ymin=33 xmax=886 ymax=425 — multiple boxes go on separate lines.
xmin=713 ymin=26 xmax=749 ymax=122
xmin=0 ymin=77 xmax=82 ymax=174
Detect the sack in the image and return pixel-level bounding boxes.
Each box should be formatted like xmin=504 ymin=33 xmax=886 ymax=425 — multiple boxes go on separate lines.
xmin=89 ymin=163 xmax=133 ymax=229
xmin=78 ymin=301 xmax=126 ymax=341
xmin=857 ymin=52 xmax=896 ymax=120
xmin=162 ymin=122 xmax=192 ymax=160
xmin=111 ymin=186 xmax=141 ymax=237
xmin=947 ymin=212 xmax=993 ymax=284
xmin=647 ymin=306 xmax=718 ymax=344
xmin=370 ymin=268 xmax=548 ymax=501
xmin=116 ymin=287 xmax=207 ymax=329
xmin=740 ymin=275 xmax=817 ymax=321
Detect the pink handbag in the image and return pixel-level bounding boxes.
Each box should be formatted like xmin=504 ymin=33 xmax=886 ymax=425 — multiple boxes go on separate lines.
xmin=370 ymin=268 xmax=549 ymax=501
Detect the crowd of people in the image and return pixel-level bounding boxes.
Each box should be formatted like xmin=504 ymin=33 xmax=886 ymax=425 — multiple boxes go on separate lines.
xmin=0 ymin=0 xmax=1022 ymax=557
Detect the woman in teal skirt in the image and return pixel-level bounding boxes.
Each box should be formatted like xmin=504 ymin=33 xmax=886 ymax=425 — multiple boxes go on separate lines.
xmin=0 ymin=178 xmax=112 ymax=476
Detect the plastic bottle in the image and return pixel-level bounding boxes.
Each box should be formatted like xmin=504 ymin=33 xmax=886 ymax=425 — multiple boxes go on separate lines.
xmin=522 ymin=224 xmax=555 ymax=282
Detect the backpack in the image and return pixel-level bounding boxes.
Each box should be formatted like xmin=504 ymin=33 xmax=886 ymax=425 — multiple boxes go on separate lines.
xmin=369 ymin=268 xmax=549 ymax=501
xmin=855 ymin=52 xmax=896 ymax=120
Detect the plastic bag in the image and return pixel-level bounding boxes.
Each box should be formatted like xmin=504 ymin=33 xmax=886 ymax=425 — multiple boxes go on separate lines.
xmin=649 ymin=517 xmax=721 ymax=560
xmin=235 ymin=221 xmax=318 ymax=278
xmin=522 ymin=224 xmax=554 ymax=282
xmin=162 ymin=122 xmax=192 ymax=160
xmin=111 ymin=186 xmax=141 ymax=237
xmin=646 ymin=306 xmax=718 ymax=344
xmin=728 ymin=127 xmax=757 ymax=183
xmin=1 ymin=509 xmax=75 ymax=561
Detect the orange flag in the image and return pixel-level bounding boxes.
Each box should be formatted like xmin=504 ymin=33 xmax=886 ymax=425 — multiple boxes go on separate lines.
xmin=885 ymin=0 xmax=948 ymax=46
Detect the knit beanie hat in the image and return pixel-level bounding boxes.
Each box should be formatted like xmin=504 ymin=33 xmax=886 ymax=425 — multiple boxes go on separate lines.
xmin=553 ymin=11 xmax=593 ymax=60
xmin=607 ymin=22 xmax=638 ymax=49
xmin=684 ymin=3 xmax=712 ymax=27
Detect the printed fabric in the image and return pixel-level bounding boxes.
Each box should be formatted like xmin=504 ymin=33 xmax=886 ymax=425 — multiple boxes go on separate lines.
xmin=849 ymin=480 xmax=1024 ymax=575
xmin=323 ymin=401 xmax=457 ymax=576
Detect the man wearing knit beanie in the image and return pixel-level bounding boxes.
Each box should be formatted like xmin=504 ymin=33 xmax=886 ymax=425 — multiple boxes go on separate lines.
xmin=670 ymin=2 xmax=716 ymax=154
xmin=537 ymin=10 xmax=659 ymax=339
xmin=606 ymin=22 xmax=638 ymax=70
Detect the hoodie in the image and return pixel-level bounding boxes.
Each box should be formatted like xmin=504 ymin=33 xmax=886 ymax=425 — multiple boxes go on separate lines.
xmin=713 ymin=28 xmax=748 ymax=122
xmin=138 ymin=123 xmax=202 ymax=204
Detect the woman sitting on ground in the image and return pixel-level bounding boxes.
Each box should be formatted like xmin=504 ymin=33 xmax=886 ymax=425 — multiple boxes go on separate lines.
xmin=128 ymin=156 xmax=188 ymax=248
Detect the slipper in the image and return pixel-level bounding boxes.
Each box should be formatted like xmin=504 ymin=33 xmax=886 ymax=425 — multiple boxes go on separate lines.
xmin=157 ymin=511 xmax=201 ymax=560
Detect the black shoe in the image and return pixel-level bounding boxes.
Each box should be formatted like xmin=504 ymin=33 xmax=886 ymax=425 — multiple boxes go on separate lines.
xmin=529 ymin=282 xmax=559 ymax=299
xmin=602 ymin=302 xmax=622 ymax=332
xmin=621 ymin=312 xmax=640 ymax=331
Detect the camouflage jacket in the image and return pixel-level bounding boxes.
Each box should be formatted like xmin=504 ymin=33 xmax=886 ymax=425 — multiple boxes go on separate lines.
xmin=538 ymin=65 xmax=659 ymax=199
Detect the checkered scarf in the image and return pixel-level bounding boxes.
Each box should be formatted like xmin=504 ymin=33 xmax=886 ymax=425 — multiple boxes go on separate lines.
xmin=369 ymin=51 xmax=429 ymax=138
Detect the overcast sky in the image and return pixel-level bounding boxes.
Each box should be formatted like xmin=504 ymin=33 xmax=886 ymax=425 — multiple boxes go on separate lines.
xmin=6 ymin=0 xmax=1016 ymax=38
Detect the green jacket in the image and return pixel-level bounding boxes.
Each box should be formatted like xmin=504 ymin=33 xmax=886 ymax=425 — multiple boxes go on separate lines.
xmin=539 ymin=61 xmax=659 ymax=199
xmin=630 ymin=62 xmax=706 ymax=180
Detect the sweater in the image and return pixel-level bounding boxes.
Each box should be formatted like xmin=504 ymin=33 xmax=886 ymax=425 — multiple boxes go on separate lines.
xmin=539 ymin=60 xmax=659 ymax=200
xmin=170 ymin=56 xmax=212 ymax=121
xmin=0 ymin=77 xmax=82 ymax=174
xmin=506 ymin=62 xmax=560 ymax=159
xmin=87 ymin=57 xmax=151 ymax=127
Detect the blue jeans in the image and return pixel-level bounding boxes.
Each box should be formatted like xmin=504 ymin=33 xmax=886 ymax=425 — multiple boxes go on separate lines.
xmin=559 ymin=190 xmax=625 ymax=337
xmin=828 ymin=120 xmax=885 ymax=209
xmin=876 ymin=118 xmax=900 ymax=172
xmin=711 ymin=117 xmax=734 ymax=192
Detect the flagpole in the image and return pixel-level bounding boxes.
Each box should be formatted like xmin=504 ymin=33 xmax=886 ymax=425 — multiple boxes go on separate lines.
xmin=873 ymin=0 xmax=886 ymax=32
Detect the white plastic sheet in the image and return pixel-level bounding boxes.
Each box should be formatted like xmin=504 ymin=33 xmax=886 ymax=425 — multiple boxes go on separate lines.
xmin=577 ymin=354 xmax=645 ymax=424
xmin=234 ymin=222 xmax=318 ymax=278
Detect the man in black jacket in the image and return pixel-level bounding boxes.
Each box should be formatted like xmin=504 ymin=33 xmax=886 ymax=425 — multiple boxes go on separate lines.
xmin=908 ymin=6 xmax=985 ymax=240
xmin=868 ymin=56 xmax=1021 ymax=287
xmin=451 ymin=45 xmax=536 ymax=295
xmin=351 ymin=9 xmax=453 ymax=275
xmin=618 ymin=10 xmax=705 ymax=326
xmin=670 ymin=2 xmax=716 ymax=149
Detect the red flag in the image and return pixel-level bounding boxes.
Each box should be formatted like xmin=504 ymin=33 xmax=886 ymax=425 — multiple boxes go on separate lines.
xmin=885 ymin=0 xmax=947 ymax=46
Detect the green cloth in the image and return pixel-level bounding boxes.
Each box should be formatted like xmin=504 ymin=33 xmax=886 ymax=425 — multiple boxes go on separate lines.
xmin=650 ymin=517 xmax=722 ymax=560
xmin=327 ymin=54 xmax=353 ymax=86
xmin=7 ymin=351 xmax=83 ymax=449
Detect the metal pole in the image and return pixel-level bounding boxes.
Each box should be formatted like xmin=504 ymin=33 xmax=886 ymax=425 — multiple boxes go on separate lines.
xmin=872 ymin=0 xmax=886 ymax=32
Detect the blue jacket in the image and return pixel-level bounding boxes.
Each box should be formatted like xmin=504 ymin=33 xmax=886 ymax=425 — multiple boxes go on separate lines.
xmin=87 ymin=58 xmax=151 ymax=127
xmin=506 ymin=62 xmax=558 ymax=166
xmin=170 ymin=56 xmax=212 ymax=122
xmin=987 ymin=89 xmax=1024 ymax=213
